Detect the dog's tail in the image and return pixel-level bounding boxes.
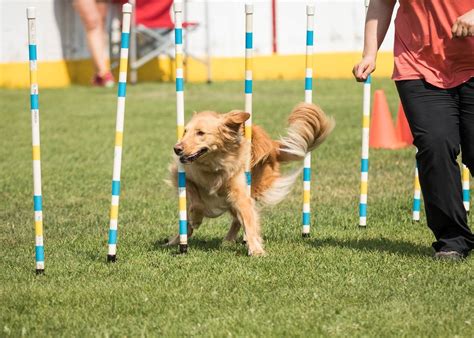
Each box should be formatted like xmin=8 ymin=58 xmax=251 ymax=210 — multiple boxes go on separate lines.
xmin=258 ymin=103 xmax=334 ymax=206
xmin=277 ymin=102 xmax=335 ymax=162
xmin=258 ymin=167 xmax=302 ymax=206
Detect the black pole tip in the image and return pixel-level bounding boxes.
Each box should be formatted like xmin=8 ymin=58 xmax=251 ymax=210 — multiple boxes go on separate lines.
xmin=302 ymin=233 xmax=310 ymax=238
xmin=179 ymin=244 xmax=188 ymax=254
xmin=358 ymin=225 xmax=367 ymax=229
xmin=35 ymin=269 xmax=44 ymax=275
xmin=107 ymin=254 xmax=117 ymax=262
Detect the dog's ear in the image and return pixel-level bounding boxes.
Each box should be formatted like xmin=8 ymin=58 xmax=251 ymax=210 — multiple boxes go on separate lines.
xmin=223 ymin=110 xmax=250 ymax=131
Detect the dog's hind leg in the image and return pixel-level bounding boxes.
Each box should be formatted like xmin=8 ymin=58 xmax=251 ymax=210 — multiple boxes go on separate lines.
xmin=224 ymin=217 xmax=241 ymax=243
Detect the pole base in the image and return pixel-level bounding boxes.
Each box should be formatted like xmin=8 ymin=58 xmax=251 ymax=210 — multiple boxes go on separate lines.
xmin=412 ymin=219 xmax=420 ymax=223
xmin=107 ymin=254 xmax=117 ymax=262
xmin=35 ymin=269 xmax=44 ymax=275
xmin=179 ymin=244 xmax=188 ymax=254
xmin=358 ymin=225 xmax=367 ymax=229
xmin=302 ymin=233 xmax=310 ymax=238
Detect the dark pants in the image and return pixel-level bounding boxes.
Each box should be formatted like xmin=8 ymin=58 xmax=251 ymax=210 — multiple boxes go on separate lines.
xmin=396 ymin=79 xmax=474 ymax=256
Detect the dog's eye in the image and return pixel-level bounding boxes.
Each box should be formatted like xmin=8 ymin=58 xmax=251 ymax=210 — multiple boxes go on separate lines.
xmin=183 ymin=129 xmax=187 ymax=135
xmin=196 ymin=130 xmax=205 ymax=136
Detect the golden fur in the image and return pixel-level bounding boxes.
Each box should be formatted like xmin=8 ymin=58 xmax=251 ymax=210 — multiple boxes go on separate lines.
xmin=168 ymin=102 xmax=334 ymax=255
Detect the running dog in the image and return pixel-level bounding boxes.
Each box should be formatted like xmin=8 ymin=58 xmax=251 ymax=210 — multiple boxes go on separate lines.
xmin=167 ymin=102 xmax=334 ymax=256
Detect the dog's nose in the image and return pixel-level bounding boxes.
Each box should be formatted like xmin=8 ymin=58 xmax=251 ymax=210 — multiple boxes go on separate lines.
xmin=174 ymin=143 xmax=184 ymax=156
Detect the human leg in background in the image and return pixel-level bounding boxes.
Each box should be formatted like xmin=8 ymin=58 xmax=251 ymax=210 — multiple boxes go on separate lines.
xmin=73 ymin=0 xmax=114 ymax=87
xmin=396 ymin=79 xmax=474 ymax=258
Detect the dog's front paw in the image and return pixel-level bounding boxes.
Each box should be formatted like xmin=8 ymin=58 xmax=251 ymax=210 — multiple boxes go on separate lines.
xmin=247 ymin=240 xmax=266 ymax=256
xmin=248 ymin=247 xmax=266 ymax=257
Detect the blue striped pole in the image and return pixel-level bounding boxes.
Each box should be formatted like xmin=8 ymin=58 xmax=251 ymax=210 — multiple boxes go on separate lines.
xmin=174 ymin=2 xmax=188 ymax=254
xmin=242 ymin=3 xmax=253 ymax=243
xmin=27 ymin=7 xmax=44 ymax=274
xmin=107 ymin=3 xmax=132 ymax=262
xmin=359 ymin=0 xmax=371 ymax=227
xmin=412 ymin=153 xmax=421 ymax=221
xmin=462 ymin=164 xmax=470 ymax=214
xmin=302 ymin=4 xmax=314 ymax=237
xmin=244 ymin=3 xmax=253 ymax=196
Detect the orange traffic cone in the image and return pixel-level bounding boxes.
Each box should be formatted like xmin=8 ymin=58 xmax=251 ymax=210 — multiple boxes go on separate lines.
xmin=394 ymin=103 xmax=413 ymax=146
xmin=369 ymin=90 xmax=404 ymax=149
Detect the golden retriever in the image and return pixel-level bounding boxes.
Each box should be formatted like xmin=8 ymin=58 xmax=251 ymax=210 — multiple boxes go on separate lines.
xmin=167 ymin=102 xmax=334 ymax=256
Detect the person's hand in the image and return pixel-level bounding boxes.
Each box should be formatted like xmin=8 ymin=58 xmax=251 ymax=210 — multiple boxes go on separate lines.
xmin=452 ymin=9 xmax=474 ymax=38
xmin=352 ymin=55 xmax=376 ymax=82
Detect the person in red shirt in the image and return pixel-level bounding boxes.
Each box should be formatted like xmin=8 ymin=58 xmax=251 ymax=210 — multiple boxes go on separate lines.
xmin=353 ymin=0 xmax=474 ymax=261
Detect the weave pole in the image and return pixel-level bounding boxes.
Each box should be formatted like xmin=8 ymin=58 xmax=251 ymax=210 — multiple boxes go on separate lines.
xmin=462 ymin=164 xmax=470 ymax=213
xmin=174 ymin=3 xmax=188 ymax=254
xmin=412 ymin=156 xmax=421 ymax=221
xmin=27 ymin=7 xmax=45 ymax=274
xmin=240 ymin=3 xmax=254 ymax=243
xmin=302 ymin=5 xmax=314 ymax=237
xmin=359 ymin=0 xmax=371 ymax=227
xmin=244 ymin=3 xmax=253 ymax=195
xmin=106 ymin=3 xmax=132 ymax=262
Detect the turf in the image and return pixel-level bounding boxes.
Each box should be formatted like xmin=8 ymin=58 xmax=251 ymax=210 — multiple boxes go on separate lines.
xmin=1 ymin=79 xmax=473 ymax=337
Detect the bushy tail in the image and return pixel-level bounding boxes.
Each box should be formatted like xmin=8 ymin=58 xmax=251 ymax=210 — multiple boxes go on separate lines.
xmin=278 ymin=102 xmax=335 ymax=162
xmin=258 ymin=103 xmax=334 ymax=206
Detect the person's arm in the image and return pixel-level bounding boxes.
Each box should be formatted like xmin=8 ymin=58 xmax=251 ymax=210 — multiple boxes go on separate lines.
xmin=452 ymin=9 xmax=474 ymax=38
xmin=352 ymin=0 xmax=396 ymax=82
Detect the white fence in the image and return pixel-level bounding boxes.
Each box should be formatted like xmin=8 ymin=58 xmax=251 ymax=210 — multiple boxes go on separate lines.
xmin=0 ymin=0 xmax=396 ymax=64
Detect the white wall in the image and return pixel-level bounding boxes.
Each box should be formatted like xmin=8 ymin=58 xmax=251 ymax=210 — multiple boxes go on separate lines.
xmin=0 ymin=0 xmax=396 ymax=63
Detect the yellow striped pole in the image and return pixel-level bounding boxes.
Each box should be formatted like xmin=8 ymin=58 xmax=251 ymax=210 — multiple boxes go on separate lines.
xmin=27 ymin=7 xmax=45 ymax=274
xmin=412 ymin=155 xmax=421 ymax=221
xmin=107 ymin=3 xmax=132 ymax=262
xmin=462 ymin=164 xmax=470 ymax=214
xmin=359 ymin=0 xmax=371 ymax=227
xmin=302 ymin=4 xmax=314 ymax=237
xmin=174 ymin=2 xmax=188 ymax=254
xmin=244 ymin=3 xmax=253 ymax=196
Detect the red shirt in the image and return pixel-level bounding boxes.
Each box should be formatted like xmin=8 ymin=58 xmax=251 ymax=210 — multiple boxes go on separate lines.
xmin=116 ymin=0 xmax=173 ymax=28
xmin=392 ymin=1 xmax=474 ymax=88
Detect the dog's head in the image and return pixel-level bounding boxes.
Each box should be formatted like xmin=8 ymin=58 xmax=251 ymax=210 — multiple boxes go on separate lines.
xmin=174 ymin=110 xmax=250 ymax=164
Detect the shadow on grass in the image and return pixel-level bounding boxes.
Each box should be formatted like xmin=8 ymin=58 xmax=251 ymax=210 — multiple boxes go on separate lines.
xmin=152 ymin=236 xmax=247 ymax=255
xmin=308 ymin=236 xmax=431 ymax=258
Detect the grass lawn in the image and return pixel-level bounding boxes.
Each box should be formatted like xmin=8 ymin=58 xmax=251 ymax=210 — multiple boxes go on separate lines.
xmin=1 ymin=79 xmax=473 ymax=336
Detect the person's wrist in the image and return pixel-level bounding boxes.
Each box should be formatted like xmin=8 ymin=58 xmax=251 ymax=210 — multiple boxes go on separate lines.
xmin=362 ymin=53 xmax=376 ymax=61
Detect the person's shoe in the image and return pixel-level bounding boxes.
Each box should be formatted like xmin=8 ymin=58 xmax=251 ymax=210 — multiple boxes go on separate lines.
xmin=433 ymin=250 xmax=465 ymax=262
xmin=92 ymin=71 xmax=115 ymax=88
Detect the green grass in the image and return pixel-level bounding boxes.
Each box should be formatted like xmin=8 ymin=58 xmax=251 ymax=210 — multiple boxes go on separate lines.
xmin=1 ymin=79 xmax=473 ymax=337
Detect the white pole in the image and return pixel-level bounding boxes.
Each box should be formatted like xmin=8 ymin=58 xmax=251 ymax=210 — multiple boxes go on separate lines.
xmin=27 ymin=7 xmax=45 ymax=274
xmin=106 ymin=3 xmax=132 ymax=262
xmin=174 ymin=2 xmax=188 ymax=254
xmin=359 ymin=0 xmax=371 ymax=227
xmin=302 ymin=4 xmax=314 ymax=237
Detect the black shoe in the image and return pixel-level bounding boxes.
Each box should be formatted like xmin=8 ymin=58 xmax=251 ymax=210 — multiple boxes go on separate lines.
xmin=433 ymin=250 xmax=465 ymax=261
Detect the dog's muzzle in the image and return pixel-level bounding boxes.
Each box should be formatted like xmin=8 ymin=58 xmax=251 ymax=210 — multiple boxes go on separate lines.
xmin=174 ymin=144 xmax=184 ymax=156
xmin=179 ymin=148 xmax=209 ymax=164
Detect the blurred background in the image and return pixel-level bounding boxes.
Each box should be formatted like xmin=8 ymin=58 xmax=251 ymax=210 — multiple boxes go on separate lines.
xmin=0 ymin=0 xmax=396 ymax=88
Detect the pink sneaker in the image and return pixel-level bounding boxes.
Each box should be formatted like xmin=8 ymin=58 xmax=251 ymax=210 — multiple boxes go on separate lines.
xmin=92 ymin=72 xmax=115 ymax=88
